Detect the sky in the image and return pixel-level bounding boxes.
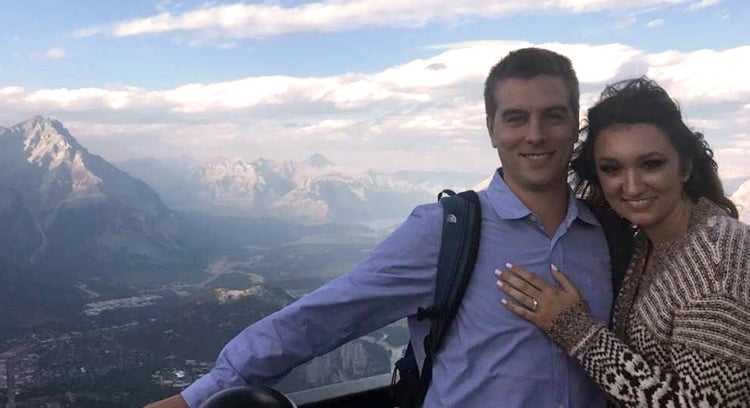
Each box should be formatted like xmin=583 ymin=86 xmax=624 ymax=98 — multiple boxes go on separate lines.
xmin=1 ymin=0 xmax=749 ymax=186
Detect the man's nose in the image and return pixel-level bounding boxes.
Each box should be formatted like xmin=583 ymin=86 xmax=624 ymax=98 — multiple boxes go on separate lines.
xmin=525 ymin=116 xmax=546 ymax=144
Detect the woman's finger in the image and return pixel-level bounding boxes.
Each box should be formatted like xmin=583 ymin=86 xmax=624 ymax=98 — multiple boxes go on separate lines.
xmin=550 ymin=264 xmax=580 ymax=296
xmin=496 ymin=268 xmax=541 ymax=297
xmin=506 ymin=263 xmax=551 ymax=291
xmin=496 ymin=278 xmax=537 ymax=311
xmin=501 ymin=297 xmax=537 ymax=322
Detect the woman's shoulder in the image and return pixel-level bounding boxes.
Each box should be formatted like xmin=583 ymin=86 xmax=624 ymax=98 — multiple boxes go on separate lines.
xmin=674 ymin=200 xmax=748 ymax=292
xmin=690 ymin=205 xmax=750 ymax=299
xmin=697 ymin=205 xmax=750 ymax=252
xmin=690 ymin=198 xmax=748 ymax=240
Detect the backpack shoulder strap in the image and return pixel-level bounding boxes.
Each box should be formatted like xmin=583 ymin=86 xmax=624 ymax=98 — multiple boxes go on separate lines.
xmin=428 ymin=189 xmax=482 ymax=351
xmin=414 ymin=189 xmax=482 ymax=404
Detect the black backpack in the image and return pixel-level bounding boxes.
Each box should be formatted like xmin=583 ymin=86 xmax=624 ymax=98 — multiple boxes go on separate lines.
xmin=389 ymin=191 xmax=634 ymax=408
xmin=390 ymin=189 xmax=482 ymax=408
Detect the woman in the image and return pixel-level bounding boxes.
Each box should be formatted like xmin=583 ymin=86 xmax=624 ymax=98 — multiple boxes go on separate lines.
xmin=497 ymin=77 xmax=750 ymax=406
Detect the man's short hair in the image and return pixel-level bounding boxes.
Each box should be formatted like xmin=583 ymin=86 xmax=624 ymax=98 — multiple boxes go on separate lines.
xmin=483 ymin=48 xmax=580 ymax=119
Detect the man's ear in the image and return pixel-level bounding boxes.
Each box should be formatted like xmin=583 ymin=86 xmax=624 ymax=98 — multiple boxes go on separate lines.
xmin=487 ymin=115 xmax=497 ymax=148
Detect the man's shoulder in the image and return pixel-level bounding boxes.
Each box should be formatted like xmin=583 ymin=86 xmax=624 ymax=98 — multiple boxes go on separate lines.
xmin=402 ymin=189 xmax=490 ymax=230
xmin=409 ymin=201 xmax=443 ymax=222
xmin=398 ymin=192 xmax=485 ymax=237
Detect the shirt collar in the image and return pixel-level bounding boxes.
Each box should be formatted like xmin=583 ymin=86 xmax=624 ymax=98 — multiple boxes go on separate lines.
xmin=573 ymin=195 xmax=600 ymax=227
xmin=485 ymin=168 xmax=601 ymax=227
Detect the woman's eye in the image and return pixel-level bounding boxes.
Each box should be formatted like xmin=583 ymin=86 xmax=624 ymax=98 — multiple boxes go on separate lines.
xmin=642 ymin=159 xmax=665 ymax=170
xmin=598 ymin=165 xmax=619 ymax=174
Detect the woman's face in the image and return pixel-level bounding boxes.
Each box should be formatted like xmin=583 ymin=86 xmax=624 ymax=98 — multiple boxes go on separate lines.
xmin=594 ymin=123 xmax=690 ymax=233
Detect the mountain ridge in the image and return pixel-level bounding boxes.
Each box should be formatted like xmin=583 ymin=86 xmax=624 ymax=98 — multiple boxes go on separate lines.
xmin=117 ymin=154 xmax=483 ymax=224
xmin=0 ymin=117 xmax=184 ymax=275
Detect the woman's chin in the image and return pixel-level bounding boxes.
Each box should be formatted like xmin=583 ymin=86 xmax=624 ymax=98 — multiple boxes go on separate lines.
xmin=617 ymin=211 xmax=655 ymax=230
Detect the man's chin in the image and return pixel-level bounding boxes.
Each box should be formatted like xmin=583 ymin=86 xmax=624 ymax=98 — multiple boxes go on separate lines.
xmin=508 ymin=175 xmax=567 ymax=193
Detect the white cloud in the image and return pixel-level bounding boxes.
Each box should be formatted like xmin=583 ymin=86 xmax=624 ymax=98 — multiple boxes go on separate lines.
xmin=155 ymin=0 xmax=185 ymax=13
xmin=2 ymin=42 xmax=750 ymax=175
xmin=23 ymin=86 xmax=160 ymax=110
xmin=0 ymin=86 xmax=24 ymax=96
xmin=78 ymin=0 xmax=691 ymax=40
xmin=688 ymin=0 xmax=720 ymax=10
xmin=73 ymin=27 xmax=104 ymax=38
xmin=44 ymin=48 xmax=66 ymax=59
xmin=646 ymin=18 xmax=665 ymax=27
xmin=643 ymin=46 xmax=750 ymax=103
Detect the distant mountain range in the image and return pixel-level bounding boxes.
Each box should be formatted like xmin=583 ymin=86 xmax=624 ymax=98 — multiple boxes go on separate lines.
xmin=116 ymin=154 xmax=483 ymax=224
xmin=0 ymin=116 xmax=484 ymax=274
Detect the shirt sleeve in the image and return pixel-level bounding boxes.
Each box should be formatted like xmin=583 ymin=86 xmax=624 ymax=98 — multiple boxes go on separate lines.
xmin=545 ymin=296 xmax=750 ymax=407
xmin=181 ymin=203 xmax=443 ymax=408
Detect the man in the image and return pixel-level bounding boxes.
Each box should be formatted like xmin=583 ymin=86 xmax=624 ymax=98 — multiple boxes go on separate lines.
xmin=146 ymin=48 xmax=613 ymax=408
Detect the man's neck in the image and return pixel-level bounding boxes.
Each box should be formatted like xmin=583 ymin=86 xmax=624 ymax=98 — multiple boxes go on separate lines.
xmin=506 ymin=178 xmax=570 ymax=237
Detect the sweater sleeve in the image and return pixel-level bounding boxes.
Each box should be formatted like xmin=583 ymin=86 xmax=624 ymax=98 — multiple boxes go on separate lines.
xmin=546 ymin=296 xmax=750 ymax=407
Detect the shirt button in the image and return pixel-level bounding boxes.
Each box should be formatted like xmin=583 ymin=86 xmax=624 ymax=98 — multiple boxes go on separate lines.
xmin=528 ymin=215 xmax=538 ymax=223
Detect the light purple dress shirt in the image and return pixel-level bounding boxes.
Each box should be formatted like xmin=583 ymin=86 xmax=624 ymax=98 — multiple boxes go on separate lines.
xmin=182 ymin=170 xmax=612 ymax=408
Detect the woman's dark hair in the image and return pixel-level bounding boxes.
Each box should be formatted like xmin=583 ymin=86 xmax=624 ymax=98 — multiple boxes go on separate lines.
xmin=571 ymin=77 xmax=738 ymax=219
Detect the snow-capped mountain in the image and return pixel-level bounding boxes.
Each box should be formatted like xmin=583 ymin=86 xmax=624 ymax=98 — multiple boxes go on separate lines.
xmin=118 ymin=155 xmax=482 ymax=224
xmin=0 ymin=117 xmax=184 ymax=274
xmin=273 ymin=170 xmax=431 ymax=223
xmin=187 ymin=156 xmax=296 ymax=213
xmin=731 ymin=179 xmax=750 ymax=223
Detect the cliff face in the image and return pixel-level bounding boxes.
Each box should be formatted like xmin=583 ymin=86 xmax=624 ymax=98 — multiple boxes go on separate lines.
xmin=277 ymin=338 xmax=391 ymax=392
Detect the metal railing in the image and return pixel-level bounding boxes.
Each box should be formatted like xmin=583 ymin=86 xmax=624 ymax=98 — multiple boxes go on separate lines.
xmin=290 ymin=373 xmax=393 ymax=407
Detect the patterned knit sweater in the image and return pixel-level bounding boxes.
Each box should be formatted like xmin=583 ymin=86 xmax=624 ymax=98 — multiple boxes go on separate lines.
xmin=547 ymin=198 xmax=750 ymax=407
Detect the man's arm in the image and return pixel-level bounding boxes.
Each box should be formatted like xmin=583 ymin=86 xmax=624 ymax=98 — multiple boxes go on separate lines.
xmin=145 ymin=203 xmax=443 ymax=408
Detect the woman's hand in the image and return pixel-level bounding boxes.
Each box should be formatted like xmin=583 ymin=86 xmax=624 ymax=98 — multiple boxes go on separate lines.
xmin=495 ymin=263 xmax=583 ymax=331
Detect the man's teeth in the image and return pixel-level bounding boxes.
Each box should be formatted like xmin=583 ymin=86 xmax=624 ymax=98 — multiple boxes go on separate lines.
xmin=523 ymin=153 xmax=550 ymax=159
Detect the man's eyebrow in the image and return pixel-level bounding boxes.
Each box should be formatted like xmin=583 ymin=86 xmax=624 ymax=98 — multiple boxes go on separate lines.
xmin=500 ymin=108 xmax=527 ymax=118
xmin=499 ymin=105 xmax=571 ymax=119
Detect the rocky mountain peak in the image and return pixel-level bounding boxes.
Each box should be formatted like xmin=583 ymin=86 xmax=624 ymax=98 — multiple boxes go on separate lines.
xmin=0 ymin=117 xmax=183 ymax=273
xmin=15 ymin=117 xmax=85 ymax=163
xmin=304 ymin=153 xmax=333 ymax=168
xmin=196 ymin=157 xmax=261 ymax=189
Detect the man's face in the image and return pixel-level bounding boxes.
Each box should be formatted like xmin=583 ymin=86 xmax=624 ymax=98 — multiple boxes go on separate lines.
xmin=486 ymin=75 xmax=578 ymax=195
